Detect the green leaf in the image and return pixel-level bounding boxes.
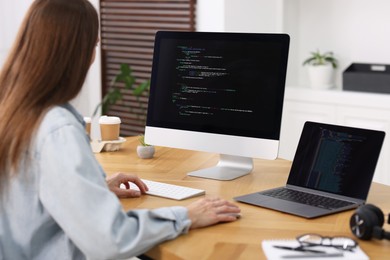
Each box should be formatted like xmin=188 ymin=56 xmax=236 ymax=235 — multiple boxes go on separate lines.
xmin=133 ymin=80 xmax=150 ymax=96
xmin=303 ymin=49 xmax=338 ymax=68
xmin=120 ymin=63 xmax=131 ymax=76
xmin=108 ymin=89 xmax=122 ymax=103
xmin=110 ymin=74 xmax=121 ymax=86
xmin=123 ymin=75 xmax=135 ymax=89
xmin=302 ymin=57 xmax=316 ymax=66
xmin=138 ymin=135 xmax=150 ymax=146
xmin=92 ymin=102 xmax=102 ymax=117
xmin=92 ymin=63 xmax=151 ymax=119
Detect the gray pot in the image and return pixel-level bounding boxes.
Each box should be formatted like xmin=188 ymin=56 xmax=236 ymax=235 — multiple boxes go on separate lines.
xmin=136 ymin=145 xmax=155 ymax=159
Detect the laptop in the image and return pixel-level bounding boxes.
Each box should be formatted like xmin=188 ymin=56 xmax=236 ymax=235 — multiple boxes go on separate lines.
xmin=234 ymin=121 xmax=385 ymax=218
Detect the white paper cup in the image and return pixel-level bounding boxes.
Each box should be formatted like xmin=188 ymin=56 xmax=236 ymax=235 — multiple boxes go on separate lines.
xmin=83 ymin=116 xmax=92 ymax=136
xmin=99 ymin=116 xmax=121 ymax=141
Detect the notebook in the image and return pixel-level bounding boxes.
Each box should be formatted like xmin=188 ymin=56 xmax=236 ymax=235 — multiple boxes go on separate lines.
xmin=234 ymin=121 xmax=385 ymax=218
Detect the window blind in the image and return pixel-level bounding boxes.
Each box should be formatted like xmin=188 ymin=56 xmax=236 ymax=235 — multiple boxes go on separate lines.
xmin=100 ymin=0 xmax=196 ymax=136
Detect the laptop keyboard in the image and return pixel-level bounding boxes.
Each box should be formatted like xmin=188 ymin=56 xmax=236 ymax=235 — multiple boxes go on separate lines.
xmin=261 ymin=188 xmax=354 ymax=210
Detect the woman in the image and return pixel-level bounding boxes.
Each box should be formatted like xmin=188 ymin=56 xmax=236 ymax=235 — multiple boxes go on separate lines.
xmin=0 ymin=0 xmax=240 ymax=259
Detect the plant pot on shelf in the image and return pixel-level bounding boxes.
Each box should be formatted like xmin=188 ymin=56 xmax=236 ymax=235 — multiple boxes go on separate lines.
xmin=136 ymin=145 xmax=155 ymax=159
xmin=307 ymin=63 xmax=335 ymax=89
xmin=303 ymin=50 xmax=338 ymax=90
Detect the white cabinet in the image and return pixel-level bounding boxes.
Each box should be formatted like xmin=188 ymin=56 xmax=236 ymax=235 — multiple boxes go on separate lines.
xmin=280 ymin=87 xmax=390 ymax=185
xmin=336 ymin=106 xmax=390 ymax=186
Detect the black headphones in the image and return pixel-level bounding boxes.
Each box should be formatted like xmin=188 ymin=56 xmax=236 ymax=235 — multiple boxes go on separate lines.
xmin=350 ymin=204 xmax=390 ymax=240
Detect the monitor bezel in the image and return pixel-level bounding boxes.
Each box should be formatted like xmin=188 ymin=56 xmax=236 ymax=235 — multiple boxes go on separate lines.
xmin=145 ymin=31 xmax=290 ymax=180
xmin=146 ymin=31 xmax=290 ymax=141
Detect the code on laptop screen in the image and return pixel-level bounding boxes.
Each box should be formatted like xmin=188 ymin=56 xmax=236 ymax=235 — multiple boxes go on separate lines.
xmin=287 ymin=122 xmax=385 ymax=200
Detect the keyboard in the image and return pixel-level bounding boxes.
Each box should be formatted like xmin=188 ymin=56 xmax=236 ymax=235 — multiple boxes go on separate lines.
xmin=127 ymin=179 xmax=205 ymax=200
xmin=261 ymin=188 xmax=354 ymax=210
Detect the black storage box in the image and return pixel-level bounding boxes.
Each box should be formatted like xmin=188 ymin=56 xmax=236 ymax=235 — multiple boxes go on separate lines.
xmin=343 ymin=63 xmax=390 ymax=94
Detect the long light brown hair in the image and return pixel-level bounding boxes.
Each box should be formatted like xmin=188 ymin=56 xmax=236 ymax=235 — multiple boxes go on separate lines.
xmin=0 ymin=0 xmax=99 ymax=188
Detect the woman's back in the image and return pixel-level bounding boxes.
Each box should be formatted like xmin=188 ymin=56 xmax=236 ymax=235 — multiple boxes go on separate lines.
xmin=0 ymin=105 xmax=91 ymax=259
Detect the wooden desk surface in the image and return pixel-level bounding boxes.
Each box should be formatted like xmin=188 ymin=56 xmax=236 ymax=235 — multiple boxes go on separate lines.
xmin=95 ymin=137 xmax=390 ymax=259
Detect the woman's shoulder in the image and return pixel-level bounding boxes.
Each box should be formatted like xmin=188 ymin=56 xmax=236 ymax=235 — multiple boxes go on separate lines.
xmin=36 ymin=105 xmax=85 ymax=142
xmin=43 ymin=105 xmax=80 ymax=127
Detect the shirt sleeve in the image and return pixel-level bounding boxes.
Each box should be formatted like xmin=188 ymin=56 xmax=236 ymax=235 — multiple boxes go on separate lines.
xmin=38 ymin=124 xmax=191 ymax=259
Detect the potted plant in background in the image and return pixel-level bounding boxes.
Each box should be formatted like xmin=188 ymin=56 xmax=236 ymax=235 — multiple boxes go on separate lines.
xmin=89 ymin=63 xmax=150 ymax=142
xmin=137 ymin=134 xmax=155 ymax=159
xmin=303 ymin=50 xmax=338 ymax=89
xmin=93 ymin=63 xmax=150 ymax=117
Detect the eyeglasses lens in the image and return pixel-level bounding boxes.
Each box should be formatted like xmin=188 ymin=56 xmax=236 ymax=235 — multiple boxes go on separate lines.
xmin=298 ymin=234 xmax=322 ymax=245
xmin=331 ymin=237 xmax=356 ymax=249
xmin=298 ymin=234 xmax=356 ymax=250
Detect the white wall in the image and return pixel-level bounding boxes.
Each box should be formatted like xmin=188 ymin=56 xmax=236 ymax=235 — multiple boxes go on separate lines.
xmin=71 ymin=0 xmax=102 ymax=121
xmin=197 ymin=0 xmax=390 ymax=89
xmin=197 ymin=0 xmax=284 ymax=33
xmin=3 ymin=0 xmax=390 ymax=114
xmin=284 ymin=0 xmax=390 ymax=88
xmin=0 ymin=1 xmax=31 ymax=69
xmin=225 ymin=0 xmax=284 ymax=33
xmin=197 ymin=0 xmax=225 ymax=32
xmin=0 ymin=0 xmax=101 ymax=119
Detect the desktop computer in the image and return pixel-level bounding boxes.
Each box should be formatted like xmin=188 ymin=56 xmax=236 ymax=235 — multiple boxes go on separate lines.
xmin=145 ymin=31 xmax=290 ymax=180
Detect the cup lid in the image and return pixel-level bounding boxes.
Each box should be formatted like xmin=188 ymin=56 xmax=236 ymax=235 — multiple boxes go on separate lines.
xmin=83 ymin=116 xmax=92 ymax=123
xmin=99 ymin=115 xmax=121 ymax=124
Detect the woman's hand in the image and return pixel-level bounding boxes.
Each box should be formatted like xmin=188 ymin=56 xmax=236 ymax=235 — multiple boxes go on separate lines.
xmin=106 ymin=172 xmax=148 ymax=198
xmin=186 ymin=197 xmax=241 ymax=229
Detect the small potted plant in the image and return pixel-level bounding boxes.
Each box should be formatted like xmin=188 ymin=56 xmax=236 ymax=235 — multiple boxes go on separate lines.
xmin=303 ymin=50 xmax=338 ymax=89
xmin=136 ymin=135 xmax=155 ymax=159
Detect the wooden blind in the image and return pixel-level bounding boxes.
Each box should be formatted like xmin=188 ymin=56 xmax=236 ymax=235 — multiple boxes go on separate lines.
xmin=100 ymin=0 xmax=196 ymax=136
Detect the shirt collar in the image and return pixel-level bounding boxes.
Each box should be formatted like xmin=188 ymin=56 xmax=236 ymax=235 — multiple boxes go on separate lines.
xmin=60 ymin=103 xmax=85 ymax=127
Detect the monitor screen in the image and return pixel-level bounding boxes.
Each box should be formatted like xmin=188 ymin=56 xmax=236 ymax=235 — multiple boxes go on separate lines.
xmin=145 ymin=31 xmax=290 ymax=180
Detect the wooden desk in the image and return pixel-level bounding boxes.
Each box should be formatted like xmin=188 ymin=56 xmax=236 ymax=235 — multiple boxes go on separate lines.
xmin=95 ymin=137 xmax=390 ymax=259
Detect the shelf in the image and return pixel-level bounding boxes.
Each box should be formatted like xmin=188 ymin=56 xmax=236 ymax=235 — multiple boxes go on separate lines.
xmin=285 ymin=86 xmax=390 ymax=109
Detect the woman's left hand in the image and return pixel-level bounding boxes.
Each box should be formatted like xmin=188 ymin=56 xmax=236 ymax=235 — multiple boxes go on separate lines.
xmin=106 ymin=172 xmax=148 ymax=198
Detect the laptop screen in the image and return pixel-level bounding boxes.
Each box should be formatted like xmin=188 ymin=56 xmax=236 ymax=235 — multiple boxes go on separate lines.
xmin=287 ymin=122 xmax=385 ymax=200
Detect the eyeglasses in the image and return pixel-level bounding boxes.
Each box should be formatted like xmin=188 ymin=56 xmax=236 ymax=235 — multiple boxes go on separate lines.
xmin=297 ymin=233 xmax=358 ymax=251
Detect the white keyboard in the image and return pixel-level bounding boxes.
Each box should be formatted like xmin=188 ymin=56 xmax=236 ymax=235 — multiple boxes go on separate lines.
xmin=127 ymin=179 xmax=205 ymax=200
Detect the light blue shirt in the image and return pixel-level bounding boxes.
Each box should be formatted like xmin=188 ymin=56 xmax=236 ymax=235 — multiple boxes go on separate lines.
xmin=0 ymin=104 xmax=191 ymax=260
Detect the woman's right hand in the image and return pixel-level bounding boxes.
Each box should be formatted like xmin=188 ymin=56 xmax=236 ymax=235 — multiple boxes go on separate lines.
xmin=186 ymin=197 xmax=241 ymax=229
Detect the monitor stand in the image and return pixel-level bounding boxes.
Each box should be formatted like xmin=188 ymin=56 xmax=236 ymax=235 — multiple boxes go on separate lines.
xmin=188 ymin=154 xmax=253 ymax=181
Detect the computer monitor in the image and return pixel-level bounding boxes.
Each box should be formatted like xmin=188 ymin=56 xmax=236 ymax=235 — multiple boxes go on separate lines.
xmin=145 ymin=31 xmax=290 ymax=180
